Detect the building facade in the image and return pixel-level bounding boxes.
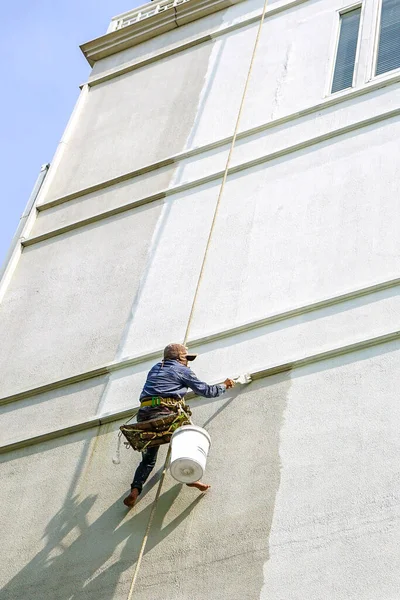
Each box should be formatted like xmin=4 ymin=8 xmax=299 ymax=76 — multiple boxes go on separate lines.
xmin=1 ymin=0 xmax=400 ymax=597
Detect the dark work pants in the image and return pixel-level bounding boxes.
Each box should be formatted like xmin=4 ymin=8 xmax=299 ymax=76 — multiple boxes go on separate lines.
xmin=131 ymin=407 xmax=172 ymax=493
xmin=131 ymin=446 xmax=159 ymax=493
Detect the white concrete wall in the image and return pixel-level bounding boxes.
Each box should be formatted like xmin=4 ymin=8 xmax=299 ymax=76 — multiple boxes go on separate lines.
xmin=1 ymin=0 xmax=400 ymax=597
xmin=42 ymin=0 xmax=369 ymax=202
xmin=44 ymin=42 xmax=216 ymax=200
xmin=2 ymin=343 xmax=400 ymax=599
xmin=262 ymin=342 xmax=400 ymax=600
xmin=0 ymin=204 xmax=163 ymax=397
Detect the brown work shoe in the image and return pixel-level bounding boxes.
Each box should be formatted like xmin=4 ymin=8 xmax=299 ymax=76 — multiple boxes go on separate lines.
xmin=123 ymin=488 xmax=139 ymax=508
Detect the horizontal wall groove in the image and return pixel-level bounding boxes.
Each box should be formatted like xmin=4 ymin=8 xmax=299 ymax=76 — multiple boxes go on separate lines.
xmin=1 ymin=276 xmax=399 ymax=407
xmin=188 ymin=276 xmax=400 ymax=345
xmin=28 ymin=104 xmax=400 ymax=246
xmin=1 ymin=328 xmax=399 ymax=455
xmin=23 ymin=192 xmax=167 ymax=247
xmin=37 ymin=159 xmax=175 ymax=211
xmin=0 ymin=350 xmax=160 ymax=407
xmin=85 ymin=34 xmax=214 ymax=88
xmin=38 ymin=72 xmax=400 ymax=214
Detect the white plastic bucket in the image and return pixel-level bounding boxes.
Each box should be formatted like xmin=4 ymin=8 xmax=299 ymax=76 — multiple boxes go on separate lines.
xmin=170 ymin=425 xmax=211 ymax=484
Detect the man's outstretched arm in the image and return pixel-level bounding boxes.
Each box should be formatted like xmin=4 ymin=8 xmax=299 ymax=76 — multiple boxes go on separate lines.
xmin=180 ymin=368 xmax=235 ymax=398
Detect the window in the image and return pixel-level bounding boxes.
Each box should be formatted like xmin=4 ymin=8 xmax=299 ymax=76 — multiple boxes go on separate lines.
xmin=331 ymin=8 xmax=362 ymax=93
xmin=376 ymin=0 xmax=400 ymax=75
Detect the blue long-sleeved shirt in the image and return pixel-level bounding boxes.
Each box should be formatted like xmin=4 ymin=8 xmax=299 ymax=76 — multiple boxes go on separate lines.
xmin=140 ymin=359 xmax=226 ymax=400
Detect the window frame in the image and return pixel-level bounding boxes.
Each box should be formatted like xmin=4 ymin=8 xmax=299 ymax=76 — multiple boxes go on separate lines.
xmin=327 ymin=2 xmax=364 ymax=96
xmin=371 ymin=0 xmax=400 ymax=79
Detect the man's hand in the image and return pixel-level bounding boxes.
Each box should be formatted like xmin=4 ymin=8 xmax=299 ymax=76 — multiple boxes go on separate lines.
xmin=224 ymin=378 xmax=235 ymax=389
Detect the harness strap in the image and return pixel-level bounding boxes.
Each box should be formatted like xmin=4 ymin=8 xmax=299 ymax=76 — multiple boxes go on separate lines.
xmin=140 ymin=396 xmax=182 ymax=408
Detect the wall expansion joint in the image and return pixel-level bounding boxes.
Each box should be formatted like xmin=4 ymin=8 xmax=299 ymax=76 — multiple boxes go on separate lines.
xmin=1 ymin=328 xmax=399 ymax=455
xmin=36 ymin=73 xmax=400 ymax=222
xmin=27 ymin=104 xmax=400 ymax=246
xmin=1 ymin=276 xmax=399 ymax=407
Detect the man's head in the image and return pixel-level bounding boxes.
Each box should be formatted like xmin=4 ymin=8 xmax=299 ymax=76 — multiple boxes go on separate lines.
xmin=163 ymin=343 xmax=197 ymax=366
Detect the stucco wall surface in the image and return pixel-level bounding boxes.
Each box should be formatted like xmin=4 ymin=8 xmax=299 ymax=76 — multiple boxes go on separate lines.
xmin=2 ymin=274 xmax=398 ymax=444
xmin=106 ymin=181 xmax=221 ymax=361
xmin=44 ymin=42 xmax=216 ymax=201
xmin=97 ymin=283 xmax=400 ymax=418
xmin=1 ymin=343 xmax=400 ymax=599
xmin=187 ymin=117 xmax=400 ymax=336
xmin=32 ymin=80 xmax=400 ymax=242
xmin=185 ymin=0 xmax=340 ymax=148
xmin=0 ymin=373 xmax=288 ymax=600
xmin=0 ymin=204 xmax=162 ymax=398
xmin=42 ymin=0 xmax=348 ymax=204
xmin=228 ymin=84 xmax=400 ymax=183
xmin=101 ymin=116 xmax=400 ymax=359
xmin=33 ymin=165 xmax=176 ymax=238
xmin=239 ymin=0 xmax=340 ymax=128
xmin=2 ymin=0 xmax=400 ymax=596
xmin=261 ymin=341 xmax=400 ymax=599
xmin=7 ymin=109 xmax=398 ymax=410
xmin=90 ymin=0 xmax=343 ymax=133
xmin=0 ymin=376 xmax=107 ymax=446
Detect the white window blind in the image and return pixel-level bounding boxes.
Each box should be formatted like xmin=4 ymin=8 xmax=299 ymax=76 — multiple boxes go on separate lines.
xmin=331 ymin=8 xmax=361 ymax=93
xmin=376 ymin=0 xmax=400 ymax=75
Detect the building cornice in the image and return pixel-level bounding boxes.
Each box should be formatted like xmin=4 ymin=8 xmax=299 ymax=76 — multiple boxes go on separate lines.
xmin=80 ymin=0 xmax=243 ymax=66
xmin=84 ymin=0 xmax=310 ymax=85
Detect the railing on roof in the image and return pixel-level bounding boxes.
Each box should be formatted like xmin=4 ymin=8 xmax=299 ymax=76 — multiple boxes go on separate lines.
xmin=108 ymin=0 xmax=192 ymax=32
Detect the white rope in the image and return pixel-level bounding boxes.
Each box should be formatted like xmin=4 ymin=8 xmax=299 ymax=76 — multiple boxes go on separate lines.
xmin=183 ymin=0 xmax=270 ymax=345
xmin=125 ymin=0 xmax=270 ymax=594
xmin=112 ymin=409 xmax=138 ymax=465
xmin=112 ymin=432 xmax=122 ymax=465
xmin=126 ymin=446 xmax=171 ymax=600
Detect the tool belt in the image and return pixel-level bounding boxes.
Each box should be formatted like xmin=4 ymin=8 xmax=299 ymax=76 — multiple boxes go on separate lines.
xmin=120 ymin=399 xmax=192 ymax=453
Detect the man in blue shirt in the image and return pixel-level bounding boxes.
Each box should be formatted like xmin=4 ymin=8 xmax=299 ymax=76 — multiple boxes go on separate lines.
xmin=123 ymin=343 xmax=235 ymax=508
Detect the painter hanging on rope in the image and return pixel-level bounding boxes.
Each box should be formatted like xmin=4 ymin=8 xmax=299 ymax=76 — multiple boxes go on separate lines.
xmin=122 ymin=343 xmax=235 ymax=508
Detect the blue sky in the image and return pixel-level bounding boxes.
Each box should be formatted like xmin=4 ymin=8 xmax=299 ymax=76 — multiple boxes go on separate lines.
xmin=0 ymin=0 xmax=142 ymax=266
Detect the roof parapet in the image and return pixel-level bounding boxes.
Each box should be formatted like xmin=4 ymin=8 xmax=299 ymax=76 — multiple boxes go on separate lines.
xmin=81 ymin=0 xmax=242 ymax=66
xmin=107 ymin=0 xmax=191 ymax=33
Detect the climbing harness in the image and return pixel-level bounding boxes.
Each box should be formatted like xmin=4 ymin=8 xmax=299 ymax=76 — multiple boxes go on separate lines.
xmin=112 ymin=400 xmax=191 ymax=461
xmin=139 ymin=396 xmax=186 ymax=408
xmin=120 ymin=400 xmax=192 ymax=452
xmin=126 ymin=0 xmax=270 ymax=594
